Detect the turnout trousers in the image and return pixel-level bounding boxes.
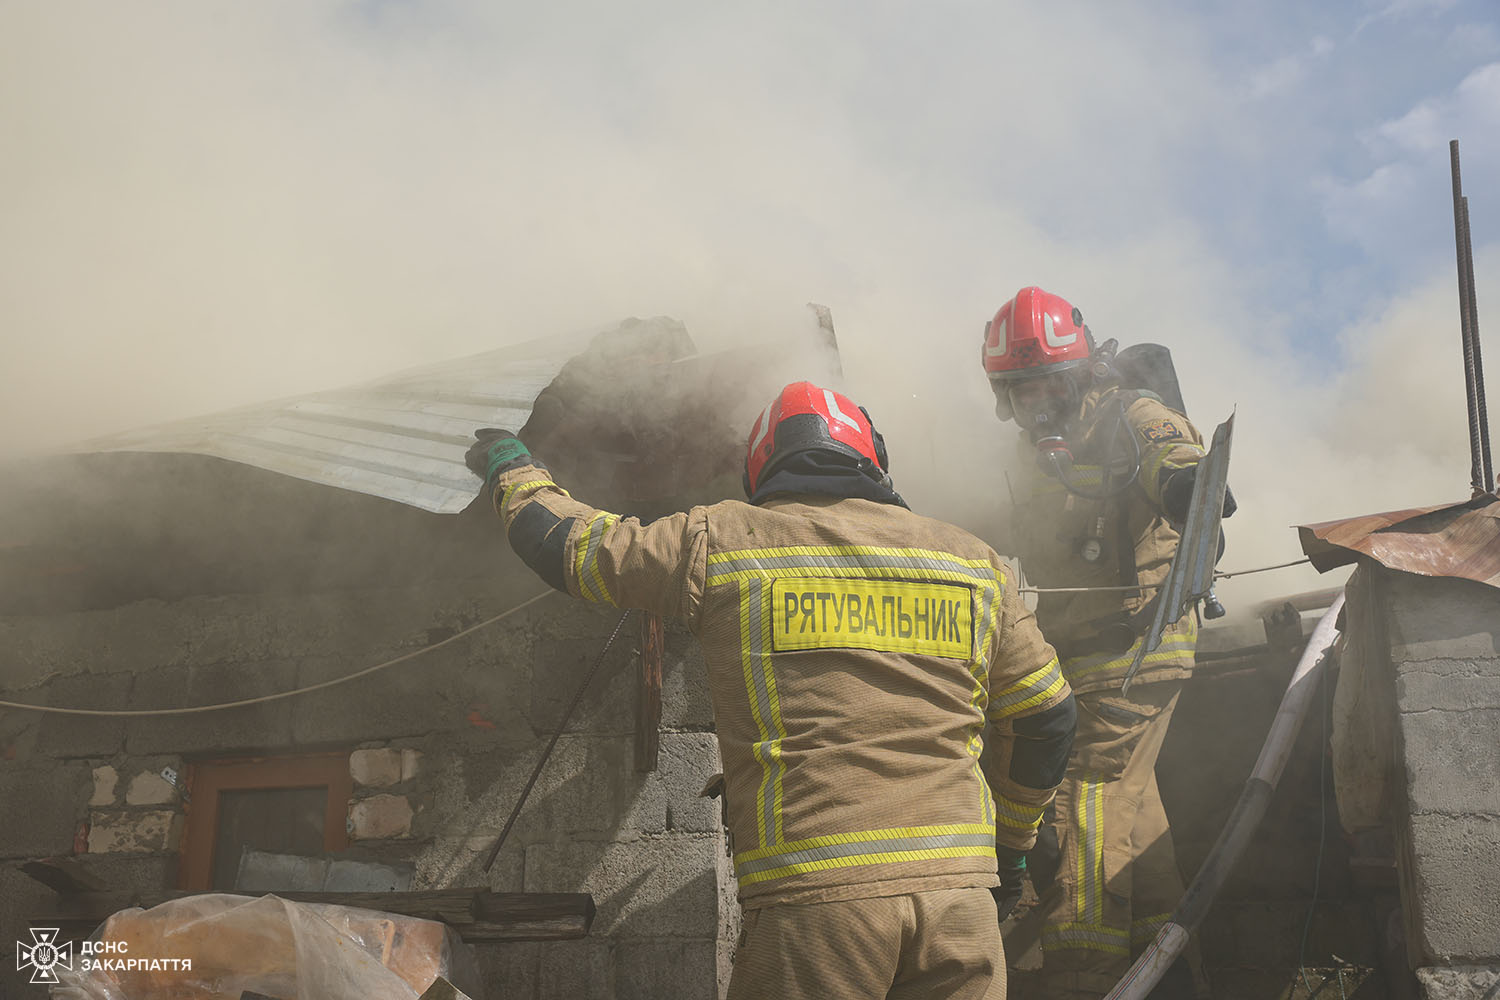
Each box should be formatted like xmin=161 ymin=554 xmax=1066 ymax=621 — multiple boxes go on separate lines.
xmin=1035 ymin=680 xmax=1206 ymax=1000
xmin=727 ymin=887 xmax=1006 ymax=1000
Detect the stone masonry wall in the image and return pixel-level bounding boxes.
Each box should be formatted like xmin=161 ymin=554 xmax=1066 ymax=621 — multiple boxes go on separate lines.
xmin=0 ymin=565 xmax=732 ymax=1000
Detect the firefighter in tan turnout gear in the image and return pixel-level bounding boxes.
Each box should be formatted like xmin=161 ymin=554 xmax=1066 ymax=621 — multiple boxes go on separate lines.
xmin=466 ymin=380 xmax=1077 ymax=1000
xmin=981 ymin=287 xmax=1233 ymax=1000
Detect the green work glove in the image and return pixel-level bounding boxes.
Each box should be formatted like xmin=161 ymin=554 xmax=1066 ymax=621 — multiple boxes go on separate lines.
xmin=465 ymin=429 xmax=532 ymax=492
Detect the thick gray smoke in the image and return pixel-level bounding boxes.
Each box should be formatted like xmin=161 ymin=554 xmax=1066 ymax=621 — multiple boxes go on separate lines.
xmin=2 ymin=3 xmax=1496 ymax=622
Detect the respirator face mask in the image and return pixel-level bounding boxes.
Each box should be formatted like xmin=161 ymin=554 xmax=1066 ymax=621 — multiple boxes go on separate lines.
xmin=1009 ymin=373 xmax=1080 ymax=441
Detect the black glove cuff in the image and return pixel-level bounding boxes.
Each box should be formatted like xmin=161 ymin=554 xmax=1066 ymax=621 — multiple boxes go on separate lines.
xmin=1162 ymin=468 xmax=1195 ymax=523
xmin=492 ymin=454 xmax=548 ymax=481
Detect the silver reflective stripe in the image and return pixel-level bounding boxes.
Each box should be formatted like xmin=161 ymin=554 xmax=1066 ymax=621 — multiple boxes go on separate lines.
xmin=978 ymin=581 xmax=996 ymax=643
xmin=1042 ymin=923 xmax=1130 ymax=952
xmin=994 ymin=795 xmax=1046 ymax=830
xmin=579 ymin=514 xmax=614 ymax=604
xmin=709 ymin=552 xmax=995 ymax=582
xmin=1132 ymin=914 xmax=1170 ymax=943
xmin=1080 ymin=779 xmax=1103 ymax=923
xmin=734 ymin=830 xmax=994 ymax=878
xmin=990 ymin=659 xmax=1063 ymax=715
xmin=746 ymin=577 xmax=781 ymax=846
xmin=971 ymin=580 xmax=996 ymax=672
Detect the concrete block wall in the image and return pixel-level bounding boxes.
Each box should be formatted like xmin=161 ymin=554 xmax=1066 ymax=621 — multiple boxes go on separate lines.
xmin=0 ymin=565 xmax=732 ymax=999
xmin=1379 ymin=569 xmax=1500 ymax=983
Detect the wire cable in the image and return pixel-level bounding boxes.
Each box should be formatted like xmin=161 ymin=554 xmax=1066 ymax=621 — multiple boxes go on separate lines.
xmin=482 ymin=608 xmax=635 ymax=872
xmin=1017 ymin=557 xmax=1311 ymax=594
xmin=1212 ymin=557 xmax=1312 ymax=580
xmin=0 ymin=590 xmax=558 ymax=718
xmin=7 ymin=556 xmax=1318 ymax=715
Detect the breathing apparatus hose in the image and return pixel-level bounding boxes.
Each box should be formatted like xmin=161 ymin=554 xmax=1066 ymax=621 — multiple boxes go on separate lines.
xmin=1102 ymin=593 xmax=1346 ymax=1000
xmin=1039 ymin=395 xmax=1142 ymax=502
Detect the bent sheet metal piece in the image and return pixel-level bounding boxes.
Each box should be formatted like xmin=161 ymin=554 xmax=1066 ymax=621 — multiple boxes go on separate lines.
xmin=1121 ymin=411 xmax=1235 ymax=695
xmin=64 ymin=319 xmax=702 ymax=514
xmin=60 ymin=308 xmax=840 ymax=516
xmin=66 ymin=328 xmax=603 ymax=514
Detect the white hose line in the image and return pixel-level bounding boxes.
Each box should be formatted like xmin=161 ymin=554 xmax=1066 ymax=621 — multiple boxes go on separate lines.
xmin=1104 ymin=592 xmax=1345 ymax=1000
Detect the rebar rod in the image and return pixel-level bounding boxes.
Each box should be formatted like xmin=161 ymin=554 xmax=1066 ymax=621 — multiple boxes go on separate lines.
xmin=1461 ymin=196 xmax=1494 ymax=491
xmin=1451 ymin=141 xmax=1485 ymax=496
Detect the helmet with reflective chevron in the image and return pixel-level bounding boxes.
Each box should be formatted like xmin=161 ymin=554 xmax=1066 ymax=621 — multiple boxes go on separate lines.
xmin=981 ymin=286 xmax=1096 ymax=423
xmin=743 ymin=381 xmax=889 ymax=496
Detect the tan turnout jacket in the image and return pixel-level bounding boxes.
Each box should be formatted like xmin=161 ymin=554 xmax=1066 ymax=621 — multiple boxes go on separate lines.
xmin=494 ymin=465 xmax=1072 ymax=908
xmin=999 ymin=387 xmax=1206 ymax=695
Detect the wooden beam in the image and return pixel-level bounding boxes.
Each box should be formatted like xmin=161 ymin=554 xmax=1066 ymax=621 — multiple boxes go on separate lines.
xmin=635 ymin=612 xmax=664 ymax=772
xmin=20 ymin=857 xmax=110 ymax=894
xmin=418 ymin=978 xmax=477 ymax=1000
xmin=38 ymin=888 xmax=594 ymax=944
xmin=473 ymin=891 xmax=597 ymax=941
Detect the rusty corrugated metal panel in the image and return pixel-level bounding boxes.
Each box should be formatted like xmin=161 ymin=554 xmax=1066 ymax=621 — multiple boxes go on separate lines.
xmin=1297 ymin=494 xmax=1500 ymax=589
xmin=63 ymin=319 xmax=691 ymax=514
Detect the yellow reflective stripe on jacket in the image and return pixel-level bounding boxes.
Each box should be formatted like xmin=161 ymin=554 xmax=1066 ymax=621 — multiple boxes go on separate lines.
xmin=500 ymin=477 xmax=566 ymax=512
xmin=1062 ymin=622 xmax=1197 ymax=683
xmin=1132 ymin=913 xmax=1171 ymax=946
xmin=967 ymin=577 xmax=1003 ymax=825
xmin=970 ymin=757 xmax=995 ymax=827
xmin=1075 ymin=777 xmax=1106 ymax=924
xmin=993 ymin=792 xmax=1047 ymax=831
xmin=967 ymin=654 xmax=993 ymax=827
xmin=989 ymin=657 xmax=1065 ymax=718
xmin=734 ymin=823 xmax=996 ymax=885
xmin=740 ymin=577 xmax=786 ymax=848
xmin=964 ymin=574 xmax=1001 ymax=823
xmin=573 ymin=512 xmax=618 ymax=605
xmin=706 ymin=545 xmax=1000 ymax=587
xmin=973 ymin=574 xmax=1000 ymax=673
xmin=1041 ymin=922 xmax=1131 ymax=956
xmin=963 ymin=642 xmax=993 ymax=827
xmin=1141 ymin=442 xmax=1204 ymax=505
xmin=1029 ymin=464 xmax=1105 ymax=496
xmin=715 ymin=543 xmax=1003 ymax=846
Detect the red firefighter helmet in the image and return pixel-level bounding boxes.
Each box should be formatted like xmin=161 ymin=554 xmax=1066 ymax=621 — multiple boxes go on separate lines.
xmin=981 ymin=286 xmax=1094 ymax=422
xmin=743 ymin=381 xmax=888 ymax=496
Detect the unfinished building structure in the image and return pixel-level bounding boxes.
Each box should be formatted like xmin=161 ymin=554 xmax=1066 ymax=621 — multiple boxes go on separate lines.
xmin=2 ymin=315 xmax=1496 ymax=999
xmin=0 ymin=317 xmax=848 ymax=998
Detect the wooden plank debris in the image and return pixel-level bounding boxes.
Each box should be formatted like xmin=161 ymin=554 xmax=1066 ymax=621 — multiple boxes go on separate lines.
xmin=635 ymin=612 xmax=664 ymax=772
xmin=418 ymin=977 xmax=477 ymax=1000
xmin=20 ymin=857 xmax=110 ymax=894
xmin=38 ymin=888 xmax=595 ymax=943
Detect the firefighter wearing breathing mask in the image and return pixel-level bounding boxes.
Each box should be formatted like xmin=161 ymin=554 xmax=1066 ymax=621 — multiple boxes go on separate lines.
xmin=466 ymin=380 xmax=1076 ymax=1000
xmin=981 ymin=286 xmax=1230 ymax=1000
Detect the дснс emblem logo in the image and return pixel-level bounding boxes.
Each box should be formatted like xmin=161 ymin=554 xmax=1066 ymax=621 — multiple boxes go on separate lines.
xmin=16 ymin=928 xmax=73 ymax=985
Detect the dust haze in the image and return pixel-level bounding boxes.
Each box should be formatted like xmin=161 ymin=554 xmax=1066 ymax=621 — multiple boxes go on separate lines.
xmin=2 ymin=2 xmax=1497 ymax=621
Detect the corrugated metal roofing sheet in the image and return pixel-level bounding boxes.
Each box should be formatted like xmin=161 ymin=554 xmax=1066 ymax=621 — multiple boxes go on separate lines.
xmin=1297 ymin=494 xmax=1500 ymax=590
xmin=66 ymin=318 xmax=690 ymax=514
